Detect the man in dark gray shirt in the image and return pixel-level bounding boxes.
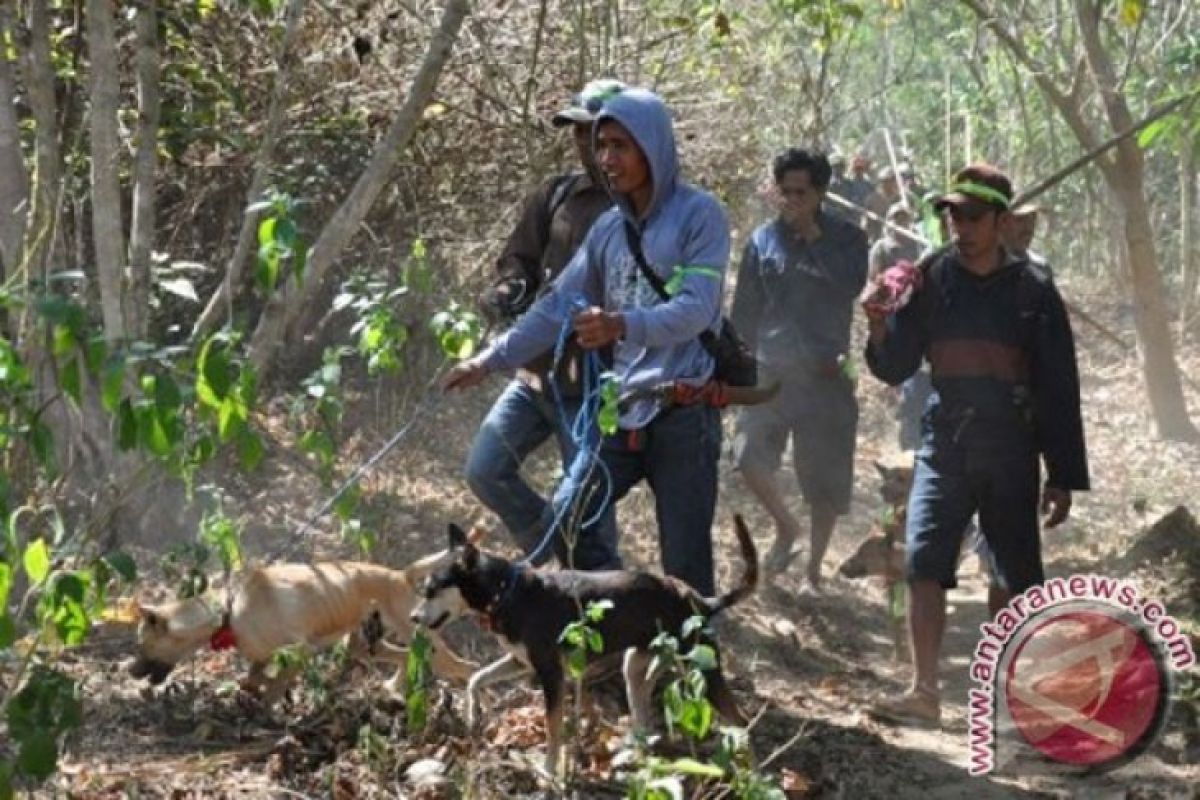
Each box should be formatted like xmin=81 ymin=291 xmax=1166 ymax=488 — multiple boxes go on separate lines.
xmin=731 ymin=148 xmax=868 ymax=594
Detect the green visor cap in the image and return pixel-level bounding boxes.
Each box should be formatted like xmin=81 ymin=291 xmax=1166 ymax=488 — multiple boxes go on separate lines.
xmin=934 ymin=181 xmax=1011 ymax=211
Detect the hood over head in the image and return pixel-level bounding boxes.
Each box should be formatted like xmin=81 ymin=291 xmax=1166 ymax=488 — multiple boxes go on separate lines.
xmin=594 ymin=87 xmax=679 ymax=223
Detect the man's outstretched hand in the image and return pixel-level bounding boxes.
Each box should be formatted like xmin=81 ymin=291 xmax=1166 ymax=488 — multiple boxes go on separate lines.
xmin=441 ymin=356 xmax=490 ymax=392
xmin=1041 ymin=486 xmax=1072 ymax=529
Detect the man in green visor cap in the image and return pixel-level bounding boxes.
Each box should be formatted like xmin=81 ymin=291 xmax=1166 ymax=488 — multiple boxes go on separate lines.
xmin=860 ymin=162 xmax=1089 ymax=727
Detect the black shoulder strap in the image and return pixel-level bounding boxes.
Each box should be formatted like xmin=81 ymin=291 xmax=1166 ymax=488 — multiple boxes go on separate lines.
xmin=622 ymin=219 xmax=672 ymax=302
xmin=543 ymin=173 xmax=580 ymax=234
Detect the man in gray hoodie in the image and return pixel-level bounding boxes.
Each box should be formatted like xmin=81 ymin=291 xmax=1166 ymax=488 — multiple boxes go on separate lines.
xmin=444 ymin=86 xmax=730 ymax=595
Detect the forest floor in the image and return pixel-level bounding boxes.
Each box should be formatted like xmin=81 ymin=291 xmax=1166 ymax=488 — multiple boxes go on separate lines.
xmin=36 ymin=281 xmax=1200 ymax=799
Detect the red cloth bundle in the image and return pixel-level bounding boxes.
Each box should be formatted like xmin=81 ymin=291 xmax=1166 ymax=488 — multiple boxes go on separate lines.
xmin=864 ymin=260 xmax=923 ymax=314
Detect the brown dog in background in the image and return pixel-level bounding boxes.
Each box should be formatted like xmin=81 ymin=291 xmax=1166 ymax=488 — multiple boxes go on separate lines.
xmin=130 ymin=531 xmax=484 ymax=702
xmin=838 ymin=458 xmax=912 ymax=662
xmin=839 ymin=456 xmax=991 ymax=662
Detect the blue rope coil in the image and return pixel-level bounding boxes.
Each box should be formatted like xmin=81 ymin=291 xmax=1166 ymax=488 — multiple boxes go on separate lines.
xmin=519 ymin=296 xmax=614 ymax=566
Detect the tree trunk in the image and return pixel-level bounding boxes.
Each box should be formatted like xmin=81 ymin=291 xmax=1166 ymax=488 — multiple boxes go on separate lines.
xmin=22 ymin=0 xmax=65 ymax=283
xmin=1074 ymin=0 xmax=1196 ymax=441
xmin=247 ymin=0 xmax=471 ymax=377
xmin=962 ymin=0 xmax=1197 ymax=441
xmin=86 ymin=0 xmax=128 ymax=343
xmin=192 ymin=0 xmax=309 ymax=340
xmin=1180 ymin=136 xmax=1197 ymax=340
xmin=0 ymin=7 xmax=29 ymax=275
xmin=128 ymin=0 xmax=161 ymax=340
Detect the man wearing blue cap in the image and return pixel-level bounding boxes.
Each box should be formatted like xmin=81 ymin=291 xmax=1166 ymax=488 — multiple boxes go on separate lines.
xmin=464 ymin=79 xmax=623 ymax=561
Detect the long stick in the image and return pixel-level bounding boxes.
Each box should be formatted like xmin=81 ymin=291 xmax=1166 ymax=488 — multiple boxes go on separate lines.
xmin=1010 ymin=87 xmax=1200 ymax=208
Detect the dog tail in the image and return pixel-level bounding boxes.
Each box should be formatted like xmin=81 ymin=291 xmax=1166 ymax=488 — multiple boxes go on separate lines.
xmin=707 ymin=514 xmax=758 ymax=615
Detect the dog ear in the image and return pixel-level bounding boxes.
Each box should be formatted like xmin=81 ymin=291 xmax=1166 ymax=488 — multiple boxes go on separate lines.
xmin=448 ymin=523 xmax=468 ymax=549
xmin=466 ymin=524 xmax=488 ymax=545
xmin=462 ymin=540 xmax=479 ymax=568
xmin=874 ymin=460 xmax=889 ymax=480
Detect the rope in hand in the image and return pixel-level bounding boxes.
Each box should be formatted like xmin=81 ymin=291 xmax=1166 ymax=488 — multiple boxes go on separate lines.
xmin=519 ymin=296 xmax=614 ymax=566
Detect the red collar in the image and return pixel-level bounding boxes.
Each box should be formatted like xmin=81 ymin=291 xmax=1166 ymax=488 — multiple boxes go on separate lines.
xmin=209 ymin=613 xmax=236 ymax=651
xmin=480 ymin=564 xmax=523 ymax=631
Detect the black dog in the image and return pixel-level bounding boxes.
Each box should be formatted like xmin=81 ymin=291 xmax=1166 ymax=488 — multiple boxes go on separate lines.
xmin=412 ymin=515 xmax=758 ymax=776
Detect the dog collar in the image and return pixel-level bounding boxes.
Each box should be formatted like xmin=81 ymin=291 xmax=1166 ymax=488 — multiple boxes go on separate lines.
xmin=209 ymin=612 xmax=236 ymax=651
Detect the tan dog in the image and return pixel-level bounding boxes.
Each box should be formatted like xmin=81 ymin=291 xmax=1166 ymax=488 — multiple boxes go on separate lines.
xmin=838 ymin=456 xmax=990 ymax=663
xmin=838 ymin=458 xmax=912 ymax=662
xmin=130 ymin=534 xmax=483 ymax=701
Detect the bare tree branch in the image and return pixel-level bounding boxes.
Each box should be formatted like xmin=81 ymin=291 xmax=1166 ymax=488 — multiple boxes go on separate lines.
xmin=192 ymin=0 xmax=310 ymax=340
xmin=248 ymin=0 xmax=472 ymax=376
xmin=128 ymin=0 xmax=162 ymax=339
xmin=0 ymin=7 xmax=28 ymax=275
xmin=86 ymin=0 xmax=128 ymax=342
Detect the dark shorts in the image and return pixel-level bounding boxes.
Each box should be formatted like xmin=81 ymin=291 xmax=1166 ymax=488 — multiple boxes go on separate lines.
xmin=905 ymin=441 xmax=1043 ymax=592
xmin=733 ymin=371 xmax=858 ymax=514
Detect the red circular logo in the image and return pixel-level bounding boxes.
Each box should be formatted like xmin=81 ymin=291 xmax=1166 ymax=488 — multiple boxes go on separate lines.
xmin=1004 ymin=609 xmax=1166 ymax=767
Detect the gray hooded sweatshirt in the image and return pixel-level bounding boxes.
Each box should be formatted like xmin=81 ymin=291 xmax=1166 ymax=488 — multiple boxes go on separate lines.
xmin=481 ymin=87 xmax=731 ymax=429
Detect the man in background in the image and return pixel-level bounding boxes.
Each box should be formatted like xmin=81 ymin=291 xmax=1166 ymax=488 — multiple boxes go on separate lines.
xmin=731 ymin=148 xmax=868 ymax=595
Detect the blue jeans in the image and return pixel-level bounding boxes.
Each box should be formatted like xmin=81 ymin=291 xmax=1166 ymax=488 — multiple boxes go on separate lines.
xmin=465 ymin=379 xmax=617 ymax=561
xmin=550 ymin=404 xmax=722 ymax=595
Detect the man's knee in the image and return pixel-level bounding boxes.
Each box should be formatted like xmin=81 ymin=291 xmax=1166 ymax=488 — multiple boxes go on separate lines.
xmin=906 ymin=540 xmax=957 ymax=590
xmin=464 ymin=437 xmax=505 ymax=495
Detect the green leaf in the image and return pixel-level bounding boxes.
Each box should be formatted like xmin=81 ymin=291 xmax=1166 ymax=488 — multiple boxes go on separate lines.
xmin=257 ymin=216 xmax=277 ymax=247
xmin=679 ymin=697 xmax=713 ymax=739
xmin=274 ymin=217 xmax=297 ymax=249
xmin=406 ymin=628 xmax=431 ymax=733
xmin=117 ymin=399 xmax=138 ymax=450
xmin=1136 ymin=118 xmax=1170 ymax=149
xmin=155 ymin=372 xmax=182 ymax=411
xmin=598 ymin=373 xmax=620 ymax=436
xmin=333 ymin=485 xmax=361 ymax=520
xmin=256 ymin=244 xmax=280 ymax=292
xmin=137 ymin=407 xmax=172 ymax=457
xmin=237 ymin=429 xmax=264 ymax=470
xmin=587 ymin=598 xmax=614 ymax=622
xmin=16 ymin=730 xmax=57 ymax=780
xmin=190 ymin=434 xmax=216 ymax=465
xmin=1119 ymin=0 xmax=1143 ymax=26
xmin=218 ymin=396 xmax=245 ymax=441
xmin=686 ymin=644 xmax=717 ymax=672
xmin=49 ymin=582 xmax=89 ymax=646
xmin=0 ymin=760 xmax=15 ymax=800
xmin=0 ymin=613 xmax=15 ymax=648
xmin=660 ymin=757 xmax=724 ymax=778
xmin=566 ymin=646 xmax=588 ymax=679
xmin=0 ymin=561 xmax=11 ymax=607
xmin=23 ymin=539 xmax=51 ymax=584
xmin=101 ymin=355 xmax=126 ymax=413
xmin=196 ymin=337 xmax=234 ymax=408
xmin=102 ymin=551 xmax=138 ymax=583
xmin=681 ymin=615 xmax=707 ymax=640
